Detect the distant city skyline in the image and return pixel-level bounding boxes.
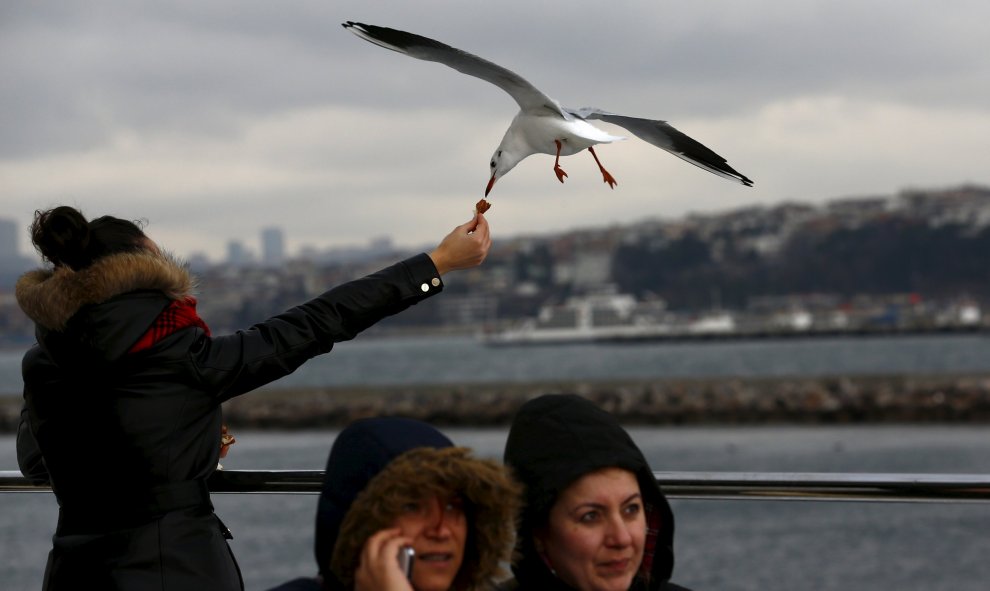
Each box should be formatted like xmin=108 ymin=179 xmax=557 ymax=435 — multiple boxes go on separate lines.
xmin=260 ymin=227 xmax=285 ymax=267
xmin=0 ymin=218 xmax=34 ymax=285
xmin=0 ymin=214 xmax=405 ymax=271
xmin=0 ymin=219 xmax=20 ymax=261
xmin=3 ymin=183 xmax=987 ymax=268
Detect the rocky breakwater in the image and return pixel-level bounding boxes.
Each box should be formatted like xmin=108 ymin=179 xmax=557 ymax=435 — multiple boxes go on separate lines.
xmin=4 ymin=374 xmax=990 ymax=433
xmin=217 ymin=374 xmax=990 ymax=429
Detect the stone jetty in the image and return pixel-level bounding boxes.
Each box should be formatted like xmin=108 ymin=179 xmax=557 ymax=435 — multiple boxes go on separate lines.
xmin=219 ymin=374 xmax=990 ymax=428
xmin=3 ymin=374 xmax=990 ymax=432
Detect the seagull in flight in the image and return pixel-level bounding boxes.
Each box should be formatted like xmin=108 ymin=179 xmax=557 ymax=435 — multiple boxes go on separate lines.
xmin=343 ymin=21 xmax=753 ymax=196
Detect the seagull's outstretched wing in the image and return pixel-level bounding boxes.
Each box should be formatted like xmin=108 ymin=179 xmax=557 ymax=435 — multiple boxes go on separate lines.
xmin=567 ymin=107 xmax=754 ymax=187
xmin=343 ymin=21 xmax=566 ymax=117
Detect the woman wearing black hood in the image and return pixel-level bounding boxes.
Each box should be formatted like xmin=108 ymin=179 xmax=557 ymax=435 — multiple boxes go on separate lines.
xmin=502 ymin=394 xmax=692 ymax=591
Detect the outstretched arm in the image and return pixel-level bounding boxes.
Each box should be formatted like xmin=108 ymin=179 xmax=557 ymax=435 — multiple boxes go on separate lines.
xmin=197 ymin=213 xmax=493 ymax=400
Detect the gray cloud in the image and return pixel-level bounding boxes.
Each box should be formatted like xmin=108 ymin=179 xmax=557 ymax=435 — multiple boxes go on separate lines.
xmin=2 ymin=1 xmax=989 ymax=258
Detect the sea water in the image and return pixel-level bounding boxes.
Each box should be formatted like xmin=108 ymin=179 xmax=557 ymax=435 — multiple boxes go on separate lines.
xmin=3 ymin=333 xmax=990 ymax=396
xmin=2 ymin=334 xmax=989 ymax=589
xmin=3 ymin=426 xmax=989 ymax=591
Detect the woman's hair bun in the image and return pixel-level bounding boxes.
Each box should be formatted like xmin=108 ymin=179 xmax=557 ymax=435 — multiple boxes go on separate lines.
xmin=31 ymin=206 xmax=92 ymax=270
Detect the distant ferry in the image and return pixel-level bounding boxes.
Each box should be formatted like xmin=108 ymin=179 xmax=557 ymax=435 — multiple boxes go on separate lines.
xmin=480 ymin=292 xmax=735 ymax=346
xmin=479 ymin=292 xmax=986 ymax=346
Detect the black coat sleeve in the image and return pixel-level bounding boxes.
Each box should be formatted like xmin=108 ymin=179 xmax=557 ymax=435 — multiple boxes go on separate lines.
xmin=193 ymin=253 xmax=444 ymax=401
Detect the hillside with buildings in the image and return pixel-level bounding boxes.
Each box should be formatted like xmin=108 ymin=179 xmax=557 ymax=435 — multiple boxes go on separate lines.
xmin=2 ymin=184 xmax=989 ymax=345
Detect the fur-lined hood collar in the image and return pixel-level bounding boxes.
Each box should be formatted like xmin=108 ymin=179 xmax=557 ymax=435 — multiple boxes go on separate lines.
xmin=16 ymin=250 xmax=193 ymax=331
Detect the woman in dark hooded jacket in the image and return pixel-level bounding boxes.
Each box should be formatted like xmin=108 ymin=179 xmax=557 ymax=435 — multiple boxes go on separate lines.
xmin=270 ymin=417 xmax=520 ymax=591
xmin=15 ymin=205 xmax=491 ymax=591
xmin=501 ymin=394 xmax=692 ymax=591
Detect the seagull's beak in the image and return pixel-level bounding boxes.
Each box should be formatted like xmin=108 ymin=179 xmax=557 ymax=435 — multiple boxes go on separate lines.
xmin=485 ymin=173 xmax=497 ymax=197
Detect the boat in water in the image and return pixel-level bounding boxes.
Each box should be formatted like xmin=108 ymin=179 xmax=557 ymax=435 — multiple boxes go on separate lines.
xmin=480 ymin=292 xmax=738 ymax=346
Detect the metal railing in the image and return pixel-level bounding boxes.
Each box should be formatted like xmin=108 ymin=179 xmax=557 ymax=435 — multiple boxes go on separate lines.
xmin=3 ymin=470 xmax=989 ymax=502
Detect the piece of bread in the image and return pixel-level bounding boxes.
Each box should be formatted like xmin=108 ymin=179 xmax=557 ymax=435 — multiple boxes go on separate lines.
xmin=475 ymin=198 xmax=492 ymax=214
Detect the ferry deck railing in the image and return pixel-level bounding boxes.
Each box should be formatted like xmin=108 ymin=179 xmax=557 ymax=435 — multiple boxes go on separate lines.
xmin=2 ymin=470 xmax=989 ymax=502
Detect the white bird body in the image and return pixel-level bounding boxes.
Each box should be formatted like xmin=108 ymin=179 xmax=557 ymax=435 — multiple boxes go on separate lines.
xmin=507 ymin=112 xmax=626 ymax=157
xmin=342 ymin=21 xmax=753 ymax=196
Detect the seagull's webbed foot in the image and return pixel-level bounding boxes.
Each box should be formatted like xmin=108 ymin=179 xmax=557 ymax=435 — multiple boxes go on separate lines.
xmin=588 ymin=147 xmax=617 ymax=189
xmin=600 ymin=169 xmax=617 ymax=189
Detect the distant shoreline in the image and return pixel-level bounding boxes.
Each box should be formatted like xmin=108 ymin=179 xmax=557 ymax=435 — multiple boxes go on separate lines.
xmin=4 ymin=373 xmax=990 ymax=432
xmin=481 ymin=324 xmax=990 ymax=346
xmin=2 ymin=322 xmax=987 ymax=354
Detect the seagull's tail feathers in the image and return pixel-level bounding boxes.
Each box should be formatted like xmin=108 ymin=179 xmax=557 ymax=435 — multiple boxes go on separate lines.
xmin=569 ymin=108 xmax=753 ymax=187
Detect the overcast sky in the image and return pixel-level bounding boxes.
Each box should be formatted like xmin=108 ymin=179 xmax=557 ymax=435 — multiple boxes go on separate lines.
xmin=3 ymin=1 xmax=989 ymax=261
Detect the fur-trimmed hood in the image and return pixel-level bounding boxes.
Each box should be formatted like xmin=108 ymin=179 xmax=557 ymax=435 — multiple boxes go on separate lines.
xmin=16 ymin=250 xmax=193 ymax=331
xmin=316 ymin=418 xmax=520 ymax=591
xmin=15 ymin=251 xmax=195 ymax=365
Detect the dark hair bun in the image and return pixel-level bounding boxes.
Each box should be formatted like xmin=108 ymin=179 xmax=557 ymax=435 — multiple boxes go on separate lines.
xmin=31 ymin=206 xmax=92 ymax=269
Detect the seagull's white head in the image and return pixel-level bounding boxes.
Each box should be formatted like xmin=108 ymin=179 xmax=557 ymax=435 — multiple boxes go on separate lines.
xmin=486 ymin=146 xmax=525 ymax=197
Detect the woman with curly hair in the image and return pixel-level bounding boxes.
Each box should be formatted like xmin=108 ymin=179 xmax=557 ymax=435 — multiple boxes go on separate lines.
xmin=270 ymin=416 xmax=520 ymax=591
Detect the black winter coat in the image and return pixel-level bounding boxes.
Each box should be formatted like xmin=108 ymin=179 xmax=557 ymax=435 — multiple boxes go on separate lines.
xmin=15 ymin=250 xmax=443 ymax=591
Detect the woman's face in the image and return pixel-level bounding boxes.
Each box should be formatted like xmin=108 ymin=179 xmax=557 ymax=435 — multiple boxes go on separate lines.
xmin=392 ymin=493 xmax=468 ymax=591
xmin=536 ymin=468 xmax=646 ymax=591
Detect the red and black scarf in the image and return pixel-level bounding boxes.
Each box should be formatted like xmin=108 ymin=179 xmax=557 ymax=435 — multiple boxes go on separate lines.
xmin=129 ymin=296 xmax=211 ymax=353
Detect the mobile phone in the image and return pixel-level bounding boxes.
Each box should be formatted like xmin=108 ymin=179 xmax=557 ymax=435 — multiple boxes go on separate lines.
xmin=397 ymin=545 xmax=415 ymax=579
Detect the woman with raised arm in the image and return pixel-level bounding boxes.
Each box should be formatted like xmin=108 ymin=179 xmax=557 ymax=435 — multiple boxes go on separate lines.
xmin=15 ymin=205 xmax=491 ymax=591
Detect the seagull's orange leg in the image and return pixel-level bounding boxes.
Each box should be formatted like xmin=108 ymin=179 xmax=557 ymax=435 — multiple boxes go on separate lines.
xmin=553 ymin=140 xmax=568 ymax=183
xmin=588 ymin=147 xmax=617 ymax=189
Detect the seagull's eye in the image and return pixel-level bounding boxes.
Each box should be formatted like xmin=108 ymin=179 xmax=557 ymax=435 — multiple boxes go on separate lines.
xmin=490 ymin=160 xmax=496 ymax=168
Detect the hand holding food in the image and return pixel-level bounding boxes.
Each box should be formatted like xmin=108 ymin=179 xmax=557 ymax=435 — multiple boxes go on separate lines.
xmin=429 ymin=213 xmax=491 ymax=275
